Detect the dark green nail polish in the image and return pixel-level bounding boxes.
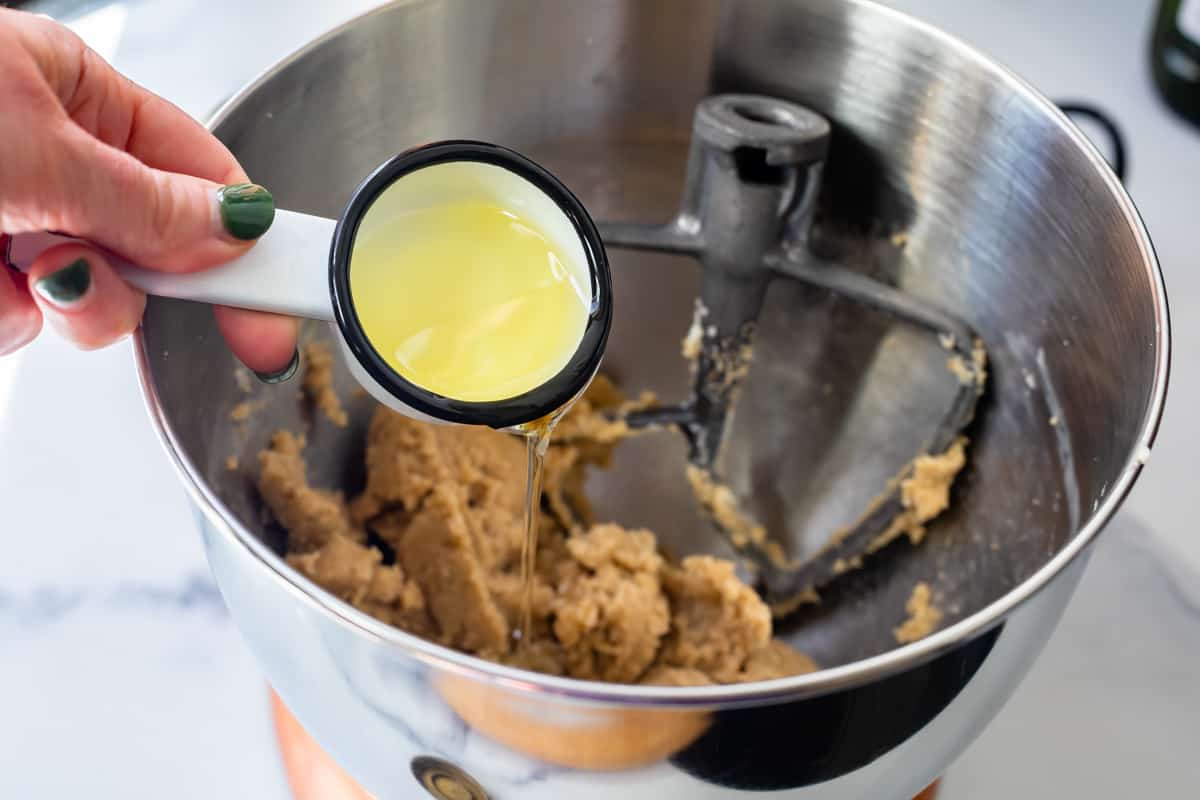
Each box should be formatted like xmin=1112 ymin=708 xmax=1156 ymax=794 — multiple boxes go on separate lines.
xmin=35 ymin=258 xmax=91 ymax=306
xmin=254 ymin=349 xmax=299 ymax=384
xmin=218 ymin=183 xmax=275 ymax=240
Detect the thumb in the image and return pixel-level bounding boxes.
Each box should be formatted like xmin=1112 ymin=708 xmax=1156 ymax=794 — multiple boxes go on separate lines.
xmin=53 ymin=122 xmax=275 ymax=272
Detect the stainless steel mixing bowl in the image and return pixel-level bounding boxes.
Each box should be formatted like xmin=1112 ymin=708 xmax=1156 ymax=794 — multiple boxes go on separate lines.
xmin=134 ymin=1 xmax=1169 ymax=797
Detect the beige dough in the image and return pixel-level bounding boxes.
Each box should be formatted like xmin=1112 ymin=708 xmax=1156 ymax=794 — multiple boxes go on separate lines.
xmin=301 ymin=342 xmax=349 ymax=427
xmin=871 ymin=437 xmax=968 ymax=553
xmin=256 ymin=379 xmax=816 ymax=685
xmin=893 ymin=581 xmax=943 ymax=644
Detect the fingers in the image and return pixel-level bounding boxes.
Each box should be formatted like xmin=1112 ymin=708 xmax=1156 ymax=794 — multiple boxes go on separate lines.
xmin=110 ymin=80 xmax=248 ymax=185
xmin=0 ymin=266 xmax=42 ymax=356
xmin=7 ymin=8 xmax=246 ymax=186
xmin=2 ymin=10 xmax=295 ymax=373
xmin=60 ymin=32 xmax=248 ymax=186
xmin=25 ymin=242 xmax=145 ymax=350
xmin=52 ymin=123 xmax=274 ymax=272
xmin=213 ymin=305 xmax=299 ymax=378
xmin=15 ymin=244 xmax=299 ymax=367
xmin=4 ymin=13 xmax=272 ymax=270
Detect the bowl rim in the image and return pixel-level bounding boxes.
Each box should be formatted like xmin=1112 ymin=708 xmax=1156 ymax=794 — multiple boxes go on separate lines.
xmin=133 ymin=0 xmax=1171 ymax=708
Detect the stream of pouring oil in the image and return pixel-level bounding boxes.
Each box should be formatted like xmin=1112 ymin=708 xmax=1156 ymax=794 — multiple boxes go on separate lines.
xmin=515 ymin=417 xmax=556 ymax=648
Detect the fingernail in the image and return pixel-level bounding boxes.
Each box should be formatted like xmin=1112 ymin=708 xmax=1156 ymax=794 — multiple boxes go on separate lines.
xmin=218 ymin=183 xmax=275 ymax=241
xmin=34 ymin=258 xmax=91 ymax=307
xmin=255 ymin=349 xmax=299 ymax=384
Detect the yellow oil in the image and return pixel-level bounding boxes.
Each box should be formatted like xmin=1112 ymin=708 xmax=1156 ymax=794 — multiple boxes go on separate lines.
xmin=349 ymin=198 xmax=589 ymax=402
xmin=514 ymin=415 xmax=555 ymax=647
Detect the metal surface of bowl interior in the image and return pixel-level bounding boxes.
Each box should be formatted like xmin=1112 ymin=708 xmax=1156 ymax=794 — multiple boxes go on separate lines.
xmin=137 ymin=0 xmax=1166 ymax=701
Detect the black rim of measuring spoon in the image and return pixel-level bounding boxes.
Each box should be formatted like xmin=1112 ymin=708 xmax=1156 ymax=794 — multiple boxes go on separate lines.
xmin=329 ymin=141 xmax=613 ymax=429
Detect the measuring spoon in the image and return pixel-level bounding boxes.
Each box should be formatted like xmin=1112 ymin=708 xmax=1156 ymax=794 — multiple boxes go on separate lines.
xmin=7 ymin=141 xmax=613 ymax=429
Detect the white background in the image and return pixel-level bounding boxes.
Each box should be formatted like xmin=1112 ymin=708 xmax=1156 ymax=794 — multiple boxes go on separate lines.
xmin=0 ymin=0 xmax=1197 ymax=797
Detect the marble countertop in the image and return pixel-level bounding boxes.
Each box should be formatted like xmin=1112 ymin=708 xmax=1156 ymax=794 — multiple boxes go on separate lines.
xmin=1 ymin=0 xmax=1197 ymax=797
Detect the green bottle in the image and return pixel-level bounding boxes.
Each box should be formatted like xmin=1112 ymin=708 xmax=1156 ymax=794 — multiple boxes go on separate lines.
xmin=1152 ymin=0 xmax=1200 ymax=126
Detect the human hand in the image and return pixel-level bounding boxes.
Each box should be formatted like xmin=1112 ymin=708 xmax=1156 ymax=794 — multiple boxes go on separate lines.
xmin=0 ymin=9 xmax=298 ymax=379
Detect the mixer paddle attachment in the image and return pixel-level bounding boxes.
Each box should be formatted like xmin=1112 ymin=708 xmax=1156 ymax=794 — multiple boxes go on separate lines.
xmin=598 ymin=95 xmax=988 ymax=610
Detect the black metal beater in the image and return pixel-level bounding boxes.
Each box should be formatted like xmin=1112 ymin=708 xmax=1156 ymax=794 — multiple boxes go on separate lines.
xmin=598 ymin=95 xmax=987 ymax=607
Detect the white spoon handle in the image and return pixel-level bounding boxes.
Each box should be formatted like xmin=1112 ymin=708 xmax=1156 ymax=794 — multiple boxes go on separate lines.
xmin=6 ymin=209 xmax=338 ymax=322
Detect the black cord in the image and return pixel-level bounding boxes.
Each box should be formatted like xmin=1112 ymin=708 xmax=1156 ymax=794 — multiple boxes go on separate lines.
xmin=1057 ymin=102 xmax=1128 ymax=183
